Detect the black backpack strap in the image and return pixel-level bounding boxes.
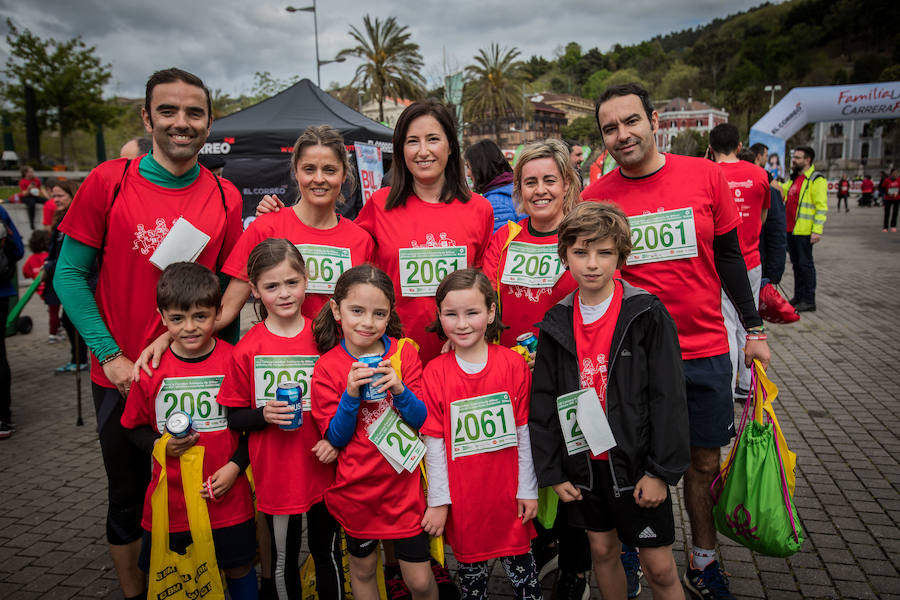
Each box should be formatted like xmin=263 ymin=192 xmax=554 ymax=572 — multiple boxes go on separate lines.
xmin=98 ymin=159 xmax=132 ymax=262
xmin=213 ymin=173 xmax=227 ymax=212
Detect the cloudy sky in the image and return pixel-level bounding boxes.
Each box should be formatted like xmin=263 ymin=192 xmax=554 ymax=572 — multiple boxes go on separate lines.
xmin=2 ymin=0 xmax=772 ymax=99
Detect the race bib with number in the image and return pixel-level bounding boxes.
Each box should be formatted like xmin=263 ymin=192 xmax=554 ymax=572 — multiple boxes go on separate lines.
xmin=501 ymin=242 xmax=565 ymax=288
xmin=155 ymin=376 xmax=226 ymax=433
xmin=367 ymin=408 xmax=425 ymax=473
xmin=253 ymin=356 xmax=319 ymax=410
xmin=627 ymin=208 xmax=698 ymax=265
xmin=450 ymin=392 xmax=517 ymax=459
xmin=295 ymin=244 xmax=352 ymax=294
xmin=555 ymin=390 xmax=589 ymax=455
xmin=398 ymin=246 xmax=467 ymax=297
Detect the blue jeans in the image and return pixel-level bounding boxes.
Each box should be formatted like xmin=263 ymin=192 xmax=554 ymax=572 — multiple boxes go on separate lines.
xmin=787 ymin=233 xmax=816 ymax=304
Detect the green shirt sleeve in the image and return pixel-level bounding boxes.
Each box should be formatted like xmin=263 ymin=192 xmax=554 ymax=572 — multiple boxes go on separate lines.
xmin=55 ymin=236 xmax=120 ymax=359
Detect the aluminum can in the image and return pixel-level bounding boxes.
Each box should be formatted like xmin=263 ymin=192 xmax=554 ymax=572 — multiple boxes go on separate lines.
xmin=277 ymin=381 xmax=303 ymax=430
xmin=516 ymin=332 xmax=539 ymax=354
xmin=360 ymin=353 xmax=387 ymax=402
xmin=166 ymin=411 xmax=193 ymax=438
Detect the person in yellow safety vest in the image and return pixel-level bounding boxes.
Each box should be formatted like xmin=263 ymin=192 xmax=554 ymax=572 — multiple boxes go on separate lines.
xmin=782 ymin=146 xmax=827 ymax=313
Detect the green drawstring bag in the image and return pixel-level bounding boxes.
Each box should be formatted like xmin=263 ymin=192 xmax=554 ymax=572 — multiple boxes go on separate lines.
xmin=537 ymin=486 xmax=559 ymax=530
xmin=711 ymin=362 xmax=804 ymax=557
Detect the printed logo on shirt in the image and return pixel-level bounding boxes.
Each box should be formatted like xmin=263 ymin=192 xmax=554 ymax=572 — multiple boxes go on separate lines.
xmin=409 ymin=232 xmax=456 ymax=248
xmin=360 ymin=399 xmax=391 ymax=428
xmin=620 ymin=348 xmax=632 ymax=357
xmin=132 ymin=218 xmax=171 ymax=255
xmin=510 ymin=285 xmax=554 ymax=303
xmin=638 ymin=526 xmax=657 ymax=539
xmin=580 ymin=354 xmax=608 ymax=392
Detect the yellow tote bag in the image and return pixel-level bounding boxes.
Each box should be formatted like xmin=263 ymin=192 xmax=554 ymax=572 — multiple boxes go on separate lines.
xmin=148 ymin=434 xmax=225 ymax=600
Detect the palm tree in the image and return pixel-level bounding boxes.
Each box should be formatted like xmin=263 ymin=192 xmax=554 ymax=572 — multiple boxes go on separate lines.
xmin=464 ymin=44 xmax=526 ymax=143
xmin=338 ymin=16 xmax=425 ymax=122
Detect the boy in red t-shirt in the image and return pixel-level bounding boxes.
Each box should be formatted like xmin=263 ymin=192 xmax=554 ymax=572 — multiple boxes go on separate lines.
xmin=121 ymin=262 xmax=257 ymax=599
xmin=529 ymin=202 xmax=689 ymax=600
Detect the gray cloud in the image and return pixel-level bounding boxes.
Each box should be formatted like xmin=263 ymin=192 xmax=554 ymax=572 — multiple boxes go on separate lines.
xmin=2 ymin=0 xmax=770 ymax=99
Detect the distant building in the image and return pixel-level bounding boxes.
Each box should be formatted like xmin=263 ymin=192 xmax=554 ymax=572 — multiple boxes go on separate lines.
xmin=530 ymin=92 xmax=595 ymax=125
xmin=655 ymin=97 xmax=729 ymax=152
xmin=463 ymin=100 xmax=567 ymax=150
xmin=360 ymin=97 xmax=412 ymax=128
xmin=810 ymin=120 xmax=895 ymax=172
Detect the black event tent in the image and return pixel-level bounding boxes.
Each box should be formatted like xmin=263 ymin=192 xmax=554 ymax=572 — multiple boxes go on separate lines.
xmin=203 ymin=78 xmax=393 ymax=219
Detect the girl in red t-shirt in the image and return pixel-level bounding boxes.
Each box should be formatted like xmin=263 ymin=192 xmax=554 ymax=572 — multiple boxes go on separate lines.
xmin=217 ymin=239 xmax=345 ymax=599
xmin=310 ymin=265 xmax=437 ymax=600
xmin=482 ymin=139 xmax=580 ymax=351
xmin=419 ymin=269 xmax=540 ymax=599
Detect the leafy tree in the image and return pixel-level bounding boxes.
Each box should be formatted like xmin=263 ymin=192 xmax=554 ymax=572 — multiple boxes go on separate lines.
xmin=583 ymin=68 xmax=650 ymax=100
xmin=658 ymin=62 xmax=701 ymax=99
xmin=522 ymin=56 xmax=551 ymax=81
xmin=338 ymin=15 xmax=425 ymax=122
xmin=2 ymin=18 xmax=117 ymax=165
xmin=582 ymin=69 xmax=612 ymax=100
xmin=558 ymin=42 xmax=583 ymax=74
xmin=561 ymin=116 xmax=603 ymax=149
xmin=249 ymin=71 xmax=299 ymax=101
xmin=463 ymin=43 xmax=526 ymax=143
xmin=669 ymin=129 xmax=708 ymax=157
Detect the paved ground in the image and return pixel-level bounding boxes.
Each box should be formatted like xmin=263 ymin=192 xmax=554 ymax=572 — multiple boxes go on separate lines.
xmin=0 ymin=199 xmax=898 ymax=599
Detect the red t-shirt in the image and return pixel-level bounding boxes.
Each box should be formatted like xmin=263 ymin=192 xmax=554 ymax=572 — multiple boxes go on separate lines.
xmin=18 ymin=177 xmax=40 ymax=193
xmin=573 ymin=283 xmax=623 ymax=461
xmin=22 ymin=252 xmax=47 ymax=296
xmin=310 ymin=337 xmax=427 ymax=538
xmin=419 ymin=345 xmax=534 ymax=562
xmin=839 ymin=180 xmax=850 ymax=195
xmin=120 ymin=341 xmax=254 ymax=532
xmin=885 ymin=177 xmax=900 ymax=201
xmin=861 ymin=179 xmax=874 ymax=194
xmin=222 ymin=209 xmax=375 ymax=320
xmin=42 ymin=198 xmax=58 ymax=227
xmin=716 ymin=161 xmax=770 ymax=270
xmin=217 ymin=321 xmax=334 ymax=515
xmin=59 ymin=159 xmax=243 ymax=388
xmin=355 ymin=187 xmax=494 ymax=363
xmin=581 ymin=154 xmax=740 ymax=360
xmin=482 ymin=219 xmax=577 ymax=347
xmin=785 ymin=174 xmax=805 ymax=233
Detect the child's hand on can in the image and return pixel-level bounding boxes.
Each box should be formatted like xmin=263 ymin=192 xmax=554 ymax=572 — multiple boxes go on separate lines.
xmin=346 ymin=362 xmax=374 ymax=398
xmin=374 ymin=360 xmax=403 ymax=396
xmin=263 ymin=399 xmax=294 ymax=426
xmin=163 ymin=432 xmax=199 ymax=458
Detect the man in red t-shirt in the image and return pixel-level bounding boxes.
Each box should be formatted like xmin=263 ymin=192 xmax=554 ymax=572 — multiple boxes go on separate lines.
xmin=582 ymin=83 xmax=771 ymax=597
xmin=882 ymin=169 xmax=899 ymax=232
xmin=709 ymin=123 xmax=770 ymax=400
xmin=55 ymin=68 xmax=243 ymax=598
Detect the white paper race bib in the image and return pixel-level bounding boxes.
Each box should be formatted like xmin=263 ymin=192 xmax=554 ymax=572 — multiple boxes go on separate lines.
xmin=398 ymin=246 xmax=467 ymax=297
xmin=295 ymin=244 xmax=352 ymax=294
xmin=627 ymin=208 xmax=698 ymax=265
xmin=450 ymin=392 xmax=517 ymax=459
xmin=149 ymin=217 xmax=211 ymax=270
xmin=556 ymin=390 xmax=589 ymax=455
xmin=154 ymin=376 xmax=226 ymax=433
xmin=253 ymin=356 xmax=318 ymax=410
xmin=500 ymin=242 xmax=565 ymax=288
xmin=575 ymin=387 xmax=617 ymax=456
xmin=367 ymin=408 xmax=425 ymax=473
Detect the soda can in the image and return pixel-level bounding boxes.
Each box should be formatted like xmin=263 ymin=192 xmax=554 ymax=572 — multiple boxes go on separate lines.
xmin=516 ymin=332 xmax=539 ymax=354
xmin=276 ymin=381 xmax=303 ymax=431
xmin=359 ymin=353 xmax=387 ymax=402
xmin=166 ymin=411 xmax=193 ymax=438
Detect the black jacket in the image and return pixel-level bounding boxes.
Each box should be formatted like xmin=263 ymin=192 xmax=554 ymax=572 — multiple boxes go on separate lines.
xmin=759 ymin=186 xmax=787 ymax=285
xmin=529 ymin=281 xmax=690 ymax=498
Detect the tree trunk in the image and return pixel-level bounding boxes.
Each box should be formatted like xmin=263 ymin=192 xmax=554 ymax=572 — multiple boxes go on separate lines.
xmin=378 ymin=86 xmax=385 ymax=123
xmin=24 ymin=85 xmax=40 ymax=164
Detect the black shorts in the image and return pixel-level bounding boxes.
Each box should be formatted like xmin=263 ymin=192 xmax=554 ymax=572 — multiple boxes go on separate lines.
xmin=566 ymin=460 xmax=675 ymax=548
xmin=138 ymin=518 xmax=257 ymax=572
xmin=345 ymin=531 xmax=431 ymax=563
xmin=684 ymin=353 xmax=735 ymax=448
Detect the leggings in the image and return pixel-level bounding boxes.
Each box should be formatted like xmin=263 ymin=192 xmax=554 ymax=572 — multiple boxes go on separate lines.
xmin=263 ymin=502 xmax=344 ymax=600
xmin=457 ymin=553 xmax=541 ymax=600
xmin=61 ymin=311 xmax=87 ymax=364
xmin=837 ymin=194 xmax=849 ymax=211
xmin=884 ymin=200 xmax=899 ymax=229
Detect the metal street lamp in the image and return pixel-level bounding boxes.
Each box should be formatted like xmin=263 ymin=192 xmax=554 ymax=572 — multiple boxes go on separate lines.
xmin=286 ymin=3 xmax=343 ymax=86
xmin=764 ymin=84 xmax=782 ymax=109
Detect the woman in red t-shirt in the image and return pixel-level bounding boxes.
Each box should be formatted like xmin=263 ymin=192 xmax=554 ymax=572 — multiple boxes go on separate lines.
xmin=355 ymin=100 xmax=494 ymax=363
xmin=482 ymin=139 xmax=580 ymax=351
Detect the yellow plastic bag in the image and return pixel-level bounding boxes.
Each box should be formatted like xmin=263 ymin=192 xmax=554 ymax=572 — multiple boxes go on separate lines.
xmin=148 ymin=434 xmax=225 ymax=600
xmin=299 ymin=531 xmax=388 ymax=599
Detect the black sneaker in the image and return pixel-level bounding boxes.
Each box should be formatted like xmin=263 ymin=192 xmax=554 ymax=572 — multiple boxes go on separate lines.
xmin=532 ymin=539 xmax=559 ymax=581
xmin=683 ymin=559 xmax=736 ymax=600
xmin=620 ymin=544 xmax=642 ymax=598
xmin=554 ymin=571 xmax=589 ymax=600
xmin=431 ymin=559 xmax=459 ymax=600
xmin=0 ymin=421 xmax=15 ymax=439
xmin=793 ymin=301 xmax=816 ymax=313
xmin=385 ymin=564 xmax=411 ymax=600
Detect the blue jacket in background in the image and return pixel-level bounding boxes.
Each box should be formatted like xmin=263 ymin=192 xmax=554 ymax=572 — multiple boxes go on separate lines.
xmin=483 ymin=183 xmax=527 ymax=233
xmin=0 ymin=206 xmax=24 ymax=298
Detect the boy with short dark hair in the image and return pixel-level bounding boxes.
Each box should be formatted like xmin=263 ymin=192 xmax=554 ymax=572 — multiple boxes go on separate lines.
xmin=529 ymin=202 xmax=690 ymax=600
xmin=121 ymin=262 xmax=258 ymax=599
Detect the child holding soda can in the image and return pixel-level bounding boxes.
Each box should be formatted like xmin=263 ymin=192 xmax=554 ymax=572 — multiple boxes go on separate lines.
xmin=218 ymin=239 xmax=345 ymax=599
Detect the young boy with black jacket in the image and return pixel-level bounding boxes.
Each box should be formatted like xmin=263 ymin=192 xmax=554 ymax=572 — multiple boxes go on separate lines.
xmin=529 ymin=202 xmax=690 ymax=600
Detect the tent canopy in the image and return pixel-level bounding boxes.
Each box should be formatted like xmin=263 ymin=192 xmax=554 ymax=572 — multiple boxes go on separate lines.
xmin=202 ymin=79 xmax=394 ymax=218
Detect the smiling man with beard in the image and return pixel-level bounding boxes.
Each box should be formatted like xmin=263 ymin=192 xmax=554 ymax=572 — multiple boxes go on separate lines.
xmin=581 ymin=83 xmax=770 ymax=600
xmin=54 ymin=68 xmax=243 ymax=600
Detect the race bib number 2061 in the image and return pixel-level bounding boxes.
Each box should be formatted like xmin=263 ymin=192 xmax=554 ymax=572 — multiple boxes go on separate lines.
xmin=627 ymin=208 xmax=698 ymax=265
xmin=398 ymin=246 xmax=467 ymax=297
